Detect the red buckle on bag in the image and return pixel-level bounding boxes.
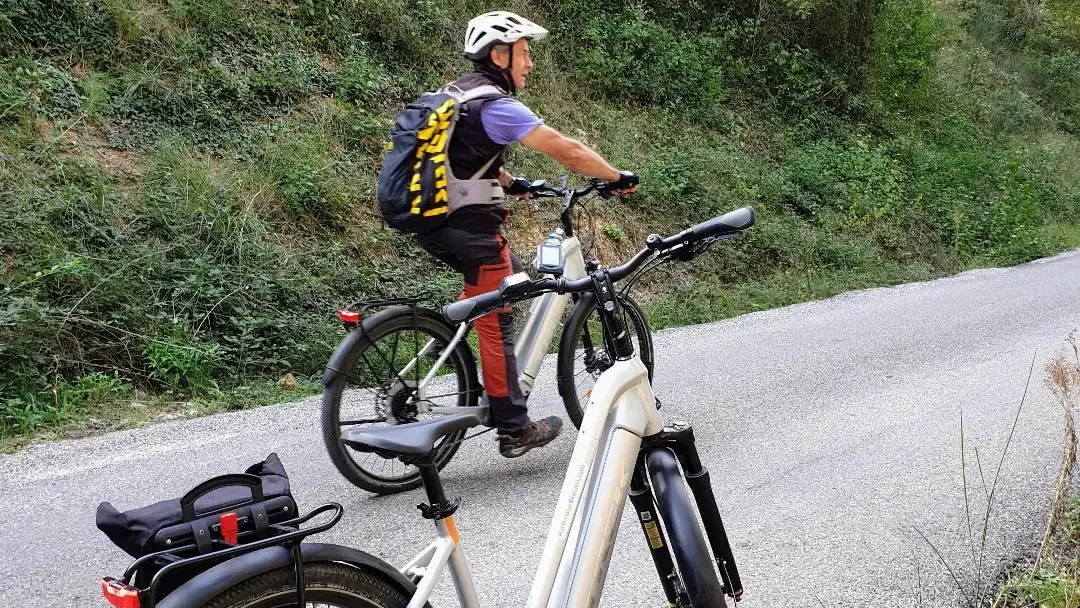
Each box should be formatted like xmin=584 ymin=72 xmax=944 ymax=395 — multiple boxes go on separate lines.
xmin=220 ymin=512 xmax=238 ymax=545
xmin=101 ymin=577 xmax=140 ymax=608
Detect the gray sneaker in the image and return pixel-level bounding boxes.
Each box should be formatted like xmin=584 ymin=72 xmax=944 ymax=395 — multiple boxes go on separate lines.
xmin=499 ymin=416 xmax=564 ymax=458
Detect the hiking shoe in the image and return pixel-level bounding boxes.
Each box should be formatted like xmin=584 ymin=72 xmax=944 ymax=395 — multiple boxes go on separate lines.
xmin=499 ymin=416 xmax=564 ymax=458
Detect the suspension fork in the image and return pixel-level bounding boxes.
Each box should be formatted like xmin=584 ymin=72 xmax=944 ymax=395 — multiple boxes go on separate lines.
xmin=569 ymin=290 xmax=601 ymax=369
xmin=641 ymin=422 xmax=744 ymax=601
xmin=628 ymin=458 xmax=680 ymax=606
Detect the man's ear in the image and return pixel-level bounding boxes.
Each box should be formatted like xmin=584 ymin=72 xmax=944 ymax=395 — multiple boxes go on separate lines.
xmin=490 ymin=45 xmax=510 ymax=69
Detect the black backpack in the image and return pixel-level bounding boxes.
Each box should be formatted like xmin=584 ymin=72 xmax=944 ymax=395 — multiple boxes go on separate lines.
xmin=377 ymin=84 xmax=505 ymax=234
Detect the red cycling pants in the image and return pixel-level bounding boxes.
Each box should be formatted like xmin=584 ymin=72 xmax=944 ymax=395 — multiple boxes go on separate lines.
xmin=417 ymin=226 xmax=530 ymax=436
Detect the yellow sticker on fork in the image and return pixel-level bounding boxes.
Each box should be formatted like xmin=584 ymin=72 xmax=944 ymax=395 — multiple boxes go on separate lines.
xmin=643 ymin=520 xmax=663 ymax=549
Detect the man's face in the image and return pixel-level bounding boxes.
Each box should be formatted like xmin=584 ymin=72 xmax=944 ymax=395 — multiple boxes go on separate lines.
xmin=491 ymin=39 xmax=533 ymax=90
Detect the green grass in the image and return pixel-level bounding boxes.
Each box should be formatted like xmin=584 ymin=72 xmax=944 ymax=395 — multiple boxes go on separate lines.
xmin=0 ymin=375 xmax=321 ymax=453
xmin=1002 ymin=569 xmax=1080 ymax=606
xmin=1 ymin=0 xmax=1079 ymax=446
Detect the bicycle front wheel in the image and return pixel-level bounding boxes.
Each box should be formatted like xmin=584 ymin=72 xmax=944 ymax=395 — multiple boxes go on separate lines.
xmin=556 ymin=291 xmax=654 ymax=429
xmin=647 ymin=448 xmax=728 ymax=608
xmin=320 ymin=305 xmax=479 ymax=495
xmin=198 ymin=561 xmax=415 ymax=608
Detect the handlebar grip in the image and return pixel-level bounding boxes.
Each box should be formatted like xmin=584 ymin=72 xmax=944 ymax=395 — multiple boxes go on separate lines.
xmin=690 ymin=206 xmax=756 ymax=240
xmin=443 ymin=290 xmax=505 ymax=324
xmin=657 ymin=206 xmax=756 ymax=251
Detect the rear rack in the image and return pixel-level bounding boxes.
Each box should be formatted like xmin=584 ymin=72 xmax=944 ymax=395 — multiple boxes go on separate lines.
xmin=336 ymin=292 xmax=432 ymax=329
xmin=106 ymin=503 xmax=343 ymax=608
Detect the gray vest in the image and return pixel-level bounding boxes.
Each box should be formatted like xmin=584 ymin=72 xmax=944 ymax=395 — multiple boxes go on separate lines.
xmin=439 ymin=82 xmax=508 ymax=214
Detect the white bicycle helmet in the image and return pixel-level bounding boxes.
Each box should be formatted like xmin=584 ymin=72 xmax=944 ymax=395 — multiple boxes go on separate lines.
xmin=463 ymin=11 xmax=549 ymax=61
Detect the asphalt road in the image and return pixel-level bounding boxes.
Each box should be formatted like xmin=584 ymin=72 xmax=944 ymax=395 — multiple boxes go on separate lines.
xmin=3 ymin=249 xmax=1079 ymax=607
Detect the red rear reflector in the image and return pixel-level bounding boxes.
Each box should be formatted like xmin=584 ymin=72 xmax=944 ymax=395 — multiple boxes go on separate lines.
xmin=101 ymin=578 xmax=140 ymax=608
xmin=220 ymin=511 xmax=238 ymax=545
xmin=337 ymin=309 xmax=360 ymax=323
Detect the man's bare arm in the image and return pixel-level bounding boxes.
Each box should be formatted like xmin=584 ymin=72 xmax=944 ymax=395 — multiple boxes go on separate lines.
xmin=519 ymin=125 xmax=622 ymax=182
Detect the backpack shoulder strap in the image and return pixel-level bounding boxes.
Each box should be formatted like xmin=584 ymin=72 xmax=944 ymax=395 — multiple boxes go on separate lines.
xmin=470 ymin=153 xmax=501 ymax=180
xmin=438 ymin=83 xmax=508 ymax=181
xmin=459 ymin=84 xmax=506 ymax=103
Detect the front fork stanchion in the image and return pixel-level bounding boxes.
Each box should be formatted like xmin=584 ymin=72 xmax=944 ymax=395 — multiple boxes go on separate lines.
xmin=629 ymin=457 xmax=679 ymax=606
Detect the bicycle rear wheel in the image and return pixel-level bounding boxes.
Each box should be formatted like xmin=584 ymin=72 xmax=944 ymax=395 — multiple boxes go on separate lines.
xmin=646 ymin=448 xmax=728 ymax=608
xmin=320 ymin=305 xmax=479 ymax=495
xmin=198 ymin=561 xmax=413 ymax=608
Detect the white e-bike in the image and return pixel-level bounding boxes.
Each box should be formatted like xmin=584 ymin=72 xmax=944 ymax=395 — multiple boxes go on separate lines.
xmin=99 ymin=203 xmax=754 ymax=608
xmin=320 ymin=177 xmax=655 ymax=495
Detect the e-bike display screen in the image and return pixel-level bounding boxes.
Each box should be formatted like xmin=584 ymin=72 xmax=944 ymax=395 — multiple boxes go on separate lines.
xmin=535 ymin=241 xmax=564 ymax=276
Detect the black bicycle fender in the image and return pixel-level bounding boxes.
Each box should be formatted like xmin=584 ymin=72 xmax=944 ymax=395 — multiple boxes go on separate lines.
xmin=321 ymin=305 xmax=422 ymax=387
xmin=322 ymin=324 xmax=366 ymax=387
xmin=645 ymin=446 xmax=681 ymax=489
xmin=156 ymin=542 xmax=420 ymax=608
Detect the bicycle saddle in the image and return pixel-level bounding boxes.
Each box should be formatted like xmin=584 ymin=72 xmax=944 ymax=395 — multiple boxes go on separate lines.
xmin=340 ymin=413 xmax=484 ymax=456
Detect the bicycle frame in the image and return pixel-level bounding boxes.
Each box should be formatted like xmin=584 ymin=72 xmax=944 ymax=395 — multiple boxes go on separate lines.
xmin=413 ymin=233 xmax=588 ymax=415
xmin=397 ymin=352 xmax=663 ymax=608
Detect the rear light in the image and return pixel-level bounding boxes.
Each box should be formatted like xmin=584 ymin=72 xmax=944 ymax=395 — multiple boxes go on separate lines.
xmin=337 ymin=309 xmax=360 ymax=324
xmin=101 ymin=578 xmax=139 ymax=608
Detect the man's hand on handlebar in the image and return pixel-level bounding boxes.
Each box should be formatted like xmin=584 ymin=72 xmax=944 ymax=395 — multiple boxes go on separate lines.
xmin=503 ymin=174 xmax=532 ymax=201
xmin=502 ymin=172 xmax=641 ymax=206
xmin=602 ymin=171 xmax=639 ymax=197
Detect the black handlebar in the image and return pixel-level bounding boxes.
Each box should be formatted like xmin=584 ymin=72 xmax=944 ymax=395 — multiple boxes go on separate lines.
xmin=649 ymin=206 xmax=757 ymax=252
xmin=443 ymin=206 xmax=757 ymax=324
xmin=526 ymin=175 xmax=632 ymax=201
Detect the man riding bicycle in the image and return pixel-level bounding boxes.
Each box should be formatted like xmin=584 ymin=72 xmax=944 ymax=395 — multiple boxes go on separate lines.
xmin=417 ymin=11 xmax=640 ymax=458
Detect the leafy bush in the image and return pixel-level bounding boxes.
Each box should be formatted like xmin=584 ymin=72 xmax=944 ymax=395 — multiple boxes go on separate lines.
xmin=872 ymin=0 xmax=940 ymax=111
xmin=2 ymin=0 xmax=1080 ymax=443
xmin=569 ymin=5 xmax=733 ymax=113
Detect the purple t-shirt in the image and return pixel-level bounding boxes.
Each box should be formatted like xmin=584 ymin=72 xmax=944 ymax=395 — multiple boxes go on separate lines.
xmin=481 ymin=98 xmax=544 ymax=145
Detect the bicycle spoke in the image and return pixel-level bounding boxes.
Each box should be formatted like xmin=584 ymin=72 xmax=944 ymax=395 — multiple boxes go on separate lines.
xmin=335 ymin=319 xmax=473 ymax=484
xmin=358 ymin=352 xmax=390 ymax=391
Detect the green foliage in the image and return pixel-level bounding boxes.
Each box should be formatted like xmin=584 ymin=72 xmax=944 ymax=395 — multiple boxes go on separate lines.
xmin=2 ymin=0 xmax=1080 ymax=442
xmin=998 ymin=569 xmax=1080 ymax=607
xmin=1022 ymin=50 xmax=1080 ymax=134
xmin=143 ymin=326 xmax=221 ymax=394
xmin=261 ymin=131 xmax=348 ymax=221
xmin=565 ymin=4 xmax=737 ymax=114
xmin=336 ymin=46 xmax=398 ymax=105
xmin=602 ymin=224 xmax=625 ymax=242
xmin=872 ymin=0 xmax=940 ymax=111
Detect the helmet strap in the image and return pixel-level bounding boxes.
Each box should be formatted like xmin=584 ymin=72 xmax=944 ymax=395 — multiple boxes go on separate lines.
xmin=475 ymin=51 xmax=516 ymax=95
xmin=503 ymin=44 xmax=517 ymax=94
